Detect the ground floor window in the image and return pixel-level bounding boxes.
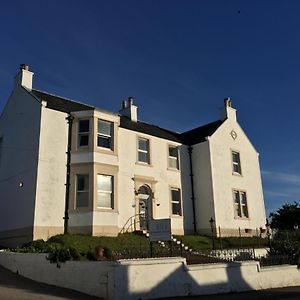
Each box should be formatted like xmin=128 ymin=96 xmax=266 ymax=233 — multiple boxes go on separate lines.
xmin=97 ymin=174 xmax=113 ymax=208
xmin=233 ymin=190 xmax=249 ymax=218
xmin=76 ymin=175 xmax=89 ymax=208
xmin=171 ymin=188 xmax=182 ymax=216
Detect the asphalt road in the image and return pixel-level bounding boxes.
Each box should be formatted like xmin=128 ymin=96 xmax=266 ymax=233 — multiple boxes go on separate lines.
xmin=0 ymin=265 xmax=99 ymax=300
xmin=161 ymin=286 xmax=300 ymax=300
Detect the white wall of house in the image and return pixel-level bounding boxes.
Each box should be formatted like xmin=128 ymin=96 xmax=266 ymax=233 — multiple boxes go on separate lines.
xmin=190 ymin=141 xmax=216 ymax=234
xmin=118 ymin=127 xmax=184 ymax=234
xmin=0 ymin=84 xmax=41 ymax=245
xmin=208 ymin=107 xmax=266 ymax=234
xmin=33 ymin=105 xmax=69 ymax=239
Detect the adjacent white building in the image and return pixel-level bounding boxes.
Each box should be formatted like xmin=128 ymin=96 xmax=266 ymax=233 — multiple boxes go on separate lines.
xmin=0 ymin=65 xmax=267 ymax=246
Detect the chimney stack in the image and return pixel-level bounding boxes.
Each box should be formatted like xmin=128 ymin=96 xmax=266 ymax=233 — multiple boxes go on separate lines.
xmin=220 ymin=97 xmax=237 ymax=122
xmin=119 ymin=97 xmax=138 ymax=122
xmin=14 ymin=64 xmax=34 ymax=90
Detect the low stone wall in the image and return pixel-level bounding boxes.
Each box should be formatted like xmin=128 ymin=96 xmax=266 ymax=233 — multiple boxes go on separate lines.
xmin=0 ymin=251 xmax=299 ymax=300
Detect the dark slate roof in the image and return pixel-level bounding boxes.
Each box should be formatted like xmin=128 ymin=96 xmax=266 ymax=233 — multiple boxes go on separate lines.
xmin=32 ymin=89 xmax=94 ymax=113
xmin=120 ymin=116 xmax=182 ymax=143
xmin=32 ymin=89 xmax=223 ymax=144
xmin=180 ymin=120 xmax=224 ymax=145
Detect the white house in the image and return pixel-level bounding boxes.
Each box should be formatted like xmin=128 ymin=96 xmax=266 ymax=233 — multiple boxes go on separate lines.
xmin=0 ymin=65 xmax=267 ymax=246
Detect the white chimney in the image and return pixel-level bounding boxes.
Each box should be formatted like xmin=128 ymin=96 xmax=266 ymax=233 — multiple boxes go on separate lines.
xmin=14 ymin=64 xmax=34 ymax=90
xmin=119 ymin=97 xmax=138 ymax=122
xmin=220 ymin=97 xmax=237 ymax=122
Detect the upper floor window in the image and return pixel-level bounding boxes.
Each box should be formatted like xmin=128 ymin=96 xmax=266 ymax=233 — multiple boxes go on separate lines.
xmin=232 ymin=151 xmax=241 ymax=174
xmin=171 ymin=188 xmax=182 ymax=216
xmin=76 ymin=174 xmax=89 ymax=208
xmin=98 ymin=120 xmax=113 ymax=149
xmin=138 ymin=137 xmax=150 ymax=164
xmin=233 ymin=190 xmax=248 ymax=218
xmin=78 ymin=120 xmax=89 ymax=147
xmin=168 ymin=146 xmax=179 ymax=169
xmin=97 ymin=174 xmax=113 ymax=208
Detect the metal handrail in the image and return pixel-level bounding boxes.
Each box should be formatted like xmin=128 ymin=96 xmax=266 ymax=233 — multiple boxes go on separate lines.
xmin=119 ymin=213 xmax=143 ymax=234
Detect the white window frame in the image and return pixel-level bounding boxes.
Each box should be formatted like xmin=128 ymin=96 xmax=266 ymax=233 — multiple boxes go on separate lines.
xmin=232 ymin=151 xmax=242 ymax=175
xmin=78 ymin=119 xmax=90 ymax=148
xmin=97 ymin=174 xmax=114 ymax=209
xmin=76 ymin=174 xmax=89 ymax=208
xmin=168 ymin=145 xmax=179 ymax=170
xmin=170 ymin=188 xmax=182 ymax=216
xmin=97 ymin=119 xmax=113 ymax=149
xmin=233 ymin=190 xmax=249 ymax=218
xmin=137 ymin=137 xmax=150 ymax=164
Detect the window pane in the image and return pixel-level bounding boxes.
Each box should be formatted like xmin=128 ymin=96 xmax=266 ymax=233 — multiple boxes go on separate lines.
xmin=98 ymin=136 xmax=111 ymax=148
xmin=169 ymin=157 xmax=178 ymax=169
xmin=242 ymin=205 xmax=248 ymax=218
xmin=97 ymin=192 xmax=112 ymax=208
xmin=241 ymin=192 xmax=247 ymax=204
xmin=76 ymin=175 xmax=89 ymax=208
xmin=98 ymin=120 xmax=112 ymax=136
xmin=77 ymin=175 xmax=88 ymax=191
xmin=138 ymin=151 xmax=149 ymax=163
xmin=79 ymin=120 xmax=89 ymax=133
xmin=97 ymin=175 xmax=112 ymax=192
xmin=171 ymin=189 xmax=180 ymax=202
xmin=138 ymin=138 xmax=148 ymax=151
xmin=233 ymin=164 xmax=240 ymax=173
xmin=169 ymin=146 xmax=178 ymax=158
xmin=79 ymin=135 xmax=89 ymax=146
xmin=232 ymin=152 xmax=239 ymax=163
xmin=172 ymin=202 xmax=181 ymax=215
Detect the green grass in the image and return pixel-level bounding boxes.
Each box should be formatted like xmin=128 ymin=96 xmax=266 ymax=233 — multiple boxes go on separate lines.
xmin=11 ymin=233 xmax=268 ymax=263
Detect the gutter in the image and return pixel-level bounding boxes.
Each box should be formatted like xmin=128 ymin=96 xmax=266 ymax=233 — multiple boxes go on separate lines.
xmin=64 ymin=114 xmax=74 ymax=234
xmin=188 ymin=146 xmax=197 ymax=234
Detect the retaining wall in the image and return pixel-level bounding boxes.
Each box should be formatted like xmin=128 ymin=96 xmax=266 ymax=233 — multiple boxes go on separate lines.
xmin=0 ymin=251 xmax=299 ymax=300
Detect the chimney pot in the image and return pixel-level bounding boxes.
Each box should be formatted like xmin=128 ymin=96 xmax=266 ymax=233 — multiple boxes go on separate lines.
xmin=20 ymin=64 xmax=29 ymax=71
xmin=224 ymin=97 xmax=232 ymax=107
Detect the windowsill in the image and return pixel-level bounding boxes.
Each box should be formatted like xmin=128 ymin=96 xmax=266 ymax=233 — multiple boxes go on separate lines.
xmin=95 ymin=147 xmax=117 ymax=156
xmin=71 ymin=207 xmax=91 ymax=213
xmin=234 ymin=216 xmax=250 ymax=220
xmin=232 ymin=172 xmax=243 ymax=177
xmin=167 ymin=167 xmax=180 ymax=172
xmin=95 ymin=208 xmax=119 ymax=213
xmin=135 ymin=161 xmax=153 ymax=167
xmin=171 ymin=214 xmax=183 ymax=218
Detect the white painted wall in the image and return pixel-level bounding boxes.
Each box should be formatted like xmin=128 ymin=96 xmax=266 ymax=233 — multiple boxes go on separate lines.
xmin=118 ymin=127 xmax=184 ymax=234
xmin=190 ymin=141 xmax=215 ymax=232
xmin=0 ymin=85 xmax=41 ymax=235
xmin=209 ymin=117 xmax=266 ymax=232
xmin=34 ymin=105 xmax=68 ymax=231
xmin=0 ymin=252 xmax=299 ymax=300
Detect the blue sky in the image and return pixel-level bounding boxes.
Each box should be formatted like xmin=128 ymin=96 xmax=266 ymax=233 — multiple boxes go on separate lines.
xmin=1 ymin=0 xmax=299 ymax=217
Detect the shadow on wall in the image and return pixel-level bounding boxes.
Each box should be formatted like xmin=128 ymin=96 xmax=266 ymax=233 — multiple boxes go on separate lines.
xmin=115 ymin=260 xmax=253 ymax=300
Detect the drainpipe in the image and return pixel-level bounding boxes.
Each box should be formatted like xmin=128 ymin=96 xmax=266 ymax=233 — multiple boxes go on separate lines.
xmin=64 ymin=114 xmax=74 ymax=234
xmin=188 ymin=146 xmax=197 ymax=234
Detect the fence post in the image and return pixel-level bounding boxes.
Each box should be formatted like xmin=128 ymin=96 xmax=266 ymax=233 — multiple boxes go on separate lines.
xmin=218 ymin=226 xmax=222 ymax=250
xmin=239 ymin=227 xmax=242 ymax=248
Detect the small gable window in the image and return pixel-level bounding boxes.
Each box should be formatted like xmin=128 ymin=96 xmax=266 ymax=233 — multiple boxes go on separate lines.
xmin=232 ymin=151 xmax=242 ymax=175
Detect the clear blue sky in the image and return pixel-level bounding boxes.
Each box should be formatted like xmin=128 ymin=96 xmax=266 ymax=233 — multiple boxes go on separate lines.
xmin=1 ymin=0 xmax=299 ymax=217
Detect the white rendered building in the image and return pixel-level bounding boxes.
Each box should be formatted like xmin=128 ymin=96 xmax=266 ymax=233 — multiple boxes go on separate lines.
xmin=0 ymin=66 xmax=266 ymax=246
